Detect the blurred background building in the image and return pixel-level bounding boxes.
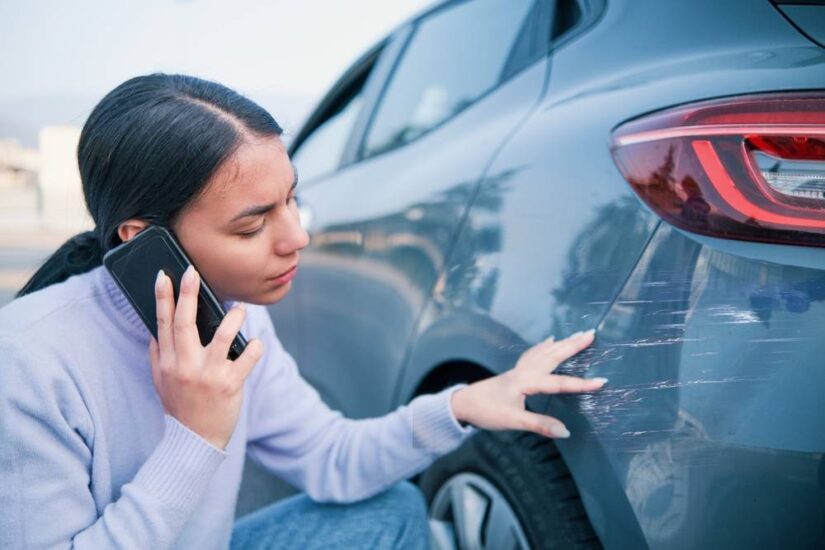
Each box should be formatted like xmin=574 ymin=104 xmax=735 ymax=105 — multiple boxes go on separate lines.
xmin=0 ymin=138 xmax=40 ymax=230
xmin=1 ymin=127 xmax=93 ymax=233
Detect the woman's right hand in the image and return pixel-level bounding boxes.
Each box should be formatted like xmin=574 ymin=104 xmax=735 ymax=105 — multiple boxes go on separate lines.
xmin=148 ymin=265 xmax=264 ymax=450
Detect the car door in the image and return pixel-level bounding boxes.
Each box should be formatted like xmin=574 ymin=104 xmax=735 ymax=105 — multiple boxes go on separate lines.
xmin=266 ymin=34 xmax=393 ymax=370
xmin=286 ymin=0 xmax=556 ymax=418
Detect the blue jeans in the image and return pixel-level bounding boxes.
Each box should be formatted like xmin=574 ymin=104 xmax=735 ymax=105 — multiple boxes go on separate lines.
xmin=229 ymin=481 xmax=431 ymax=549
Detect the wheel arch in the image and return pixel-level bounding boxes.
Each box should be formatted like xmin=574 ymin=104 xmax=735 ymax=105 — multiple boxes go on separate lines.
xmin=396 ymin=309 xmax=648 ymax=547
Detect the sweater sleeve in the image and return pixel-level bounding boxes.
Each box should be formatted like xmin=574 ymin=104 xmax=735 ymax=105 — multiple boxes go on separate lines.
xmin=0 ymin=337 xmax=227 ymax=549
xmin=244 ymin=306 xmax=478 ymax=504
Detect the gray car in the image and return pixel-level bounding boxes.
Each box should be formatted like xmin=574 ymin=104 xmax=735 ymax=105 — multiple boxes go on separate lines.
xmin=256 ymin=0 xmax=825 ymax=547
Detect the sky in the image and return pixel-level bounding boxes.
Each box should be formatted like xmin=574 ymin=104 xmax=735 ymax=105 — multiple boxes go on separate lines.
xmin=0 ymin=0 xmax=435 ymax=143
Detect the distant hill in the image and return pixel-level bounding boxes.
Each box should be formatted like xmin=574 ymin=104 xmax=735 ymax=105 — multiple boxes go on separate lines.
xmin=0 ymin=91 xmax=318 ymax=149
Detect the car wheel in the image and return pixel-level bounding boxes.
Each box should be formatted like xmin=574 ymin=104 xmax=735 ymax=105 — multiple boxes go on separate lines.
xmin=417 ymin=429 xmax=601 ymax=550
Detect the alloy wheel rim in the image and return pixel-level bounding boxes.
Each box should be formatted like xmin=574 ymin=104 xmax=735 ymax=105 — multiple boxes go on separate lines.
xmin=429 ymin=472 xmax=531 ymax=550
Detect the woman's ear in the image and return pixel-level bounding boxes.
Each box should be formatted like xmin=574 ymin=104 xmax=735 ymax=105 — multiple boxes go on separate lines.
xmin=117 ymin=219 xmax=150 ymax=242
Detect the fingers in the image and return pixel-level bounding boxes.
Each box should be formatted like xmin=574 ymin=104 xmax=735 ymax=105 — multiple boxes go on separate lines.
xmin=229 ymin=338 xmax=265 ymax=385
xmin=154 ymin=270 xmax=176 ymax=365
xmin=517 ymin=410 xmax=570 ymax=438
xmin=517 ymin=329 xmax=595 ymax=375
xmin=173 ymin=265 xmax=201 ymax=363
xmin=524 ymin=374 xmax=607 ymax=395
xmin=148 ymin=337 xmax=161 ymax=390
xmin=546 ymin=329 xmax=595 ymax=370
xmin=206 ymin=303 xmax=248 ymax=364
xmin=148 ymin=336 xmax=171 ymax=413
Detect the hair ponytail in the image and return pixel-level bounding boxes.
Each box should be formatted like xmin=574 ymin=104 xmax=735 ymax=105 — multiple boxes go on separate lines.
xmin=16 ymin=230 xmax=103 ymax=298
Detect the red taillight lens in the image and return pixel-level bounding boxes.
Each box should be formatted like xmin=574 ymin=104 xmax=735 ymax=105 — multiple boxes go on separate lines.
xmin=611 ymin=93 xmax=825 ymax=247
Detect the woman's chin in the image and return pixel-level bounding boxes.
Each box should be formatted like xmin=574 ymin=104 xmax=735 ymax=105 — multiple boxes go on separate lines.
xmin=259 ymin=279 xmax=293 ymax=304
xmin=218 ymin=279 xmax=292 ymax=306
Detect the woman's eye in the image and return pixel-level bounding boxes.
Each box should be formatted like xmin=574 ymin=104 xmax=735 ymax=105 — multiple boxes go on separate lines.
xmin=239 ymin=224 xmax=265 ymax=238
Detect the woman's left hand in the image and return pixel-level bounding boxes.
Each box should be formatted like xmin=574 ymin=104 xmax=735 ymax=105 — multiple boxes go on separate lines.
xmin=450 ymin=329 xmax=606 ymax=438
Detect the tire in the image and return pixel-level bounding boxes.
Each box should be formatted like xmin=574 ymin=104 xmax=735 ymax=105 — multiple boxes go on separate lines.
xmin=416 ymin=429 xmax=602 ymax=550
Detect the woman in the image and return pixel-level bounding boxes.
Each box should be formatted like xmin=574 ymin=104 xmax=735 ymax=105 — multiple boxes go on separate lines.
xmin=0 ymin=74 xmax=606 ymax=549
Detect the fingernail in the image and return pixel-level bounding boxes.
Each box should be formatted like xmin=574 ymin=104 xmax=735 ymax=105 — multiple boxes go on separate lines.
xmin=585 ymin=328 xmax=596 ymax=335
xmin=183 ymin=265 xmax=195 ymax=286
xmin=155 ymin=269 xmax=165 ymax=289
xmin=593 ymin=377 xmax=608 ymax=385
xmin=554 ymin=427 xmax=571 ymax=438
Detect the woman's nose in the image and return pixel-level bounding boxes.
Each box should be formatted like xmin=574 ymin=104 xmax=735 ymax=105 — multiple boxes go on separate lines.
xmin=274 ymin=212 xmax=309 ymax=255
xmin=294 ymin=223 xmax=310 ymax=251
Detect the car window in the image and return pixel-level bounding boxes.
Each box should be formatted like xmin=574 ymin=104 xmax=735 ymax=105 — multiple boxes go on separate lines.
xmin=360 ymin=0 xmax=536 ymax=160
xmin=291 ymin=69 xmax=369 ymax=184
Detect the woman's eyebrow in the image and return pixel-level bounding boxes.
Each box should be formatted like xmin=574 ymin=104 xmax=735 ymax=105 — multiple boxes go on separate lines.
xmin=229 ymin=163 xmax=299 ymax=223
xmin=230 ymin=203 xmax=275 ymax=222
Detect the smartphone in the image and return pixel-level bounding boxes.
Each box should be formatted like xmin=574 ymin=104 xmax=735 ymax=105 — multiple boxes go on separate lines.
xmin=102 ymin=225 xmax=248 ymax=360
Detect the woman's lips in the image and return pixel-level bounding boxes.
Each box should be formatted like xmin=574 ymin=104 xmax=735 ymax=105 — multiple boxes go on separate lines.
xmin=267 ymin=265 xmax=298 ymax=285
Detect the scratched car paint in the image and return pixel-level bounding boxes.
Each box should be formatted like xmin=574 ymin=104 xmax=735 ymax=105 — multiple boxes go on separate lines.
xmin=261 ymin=0 xmax=825 ymax=548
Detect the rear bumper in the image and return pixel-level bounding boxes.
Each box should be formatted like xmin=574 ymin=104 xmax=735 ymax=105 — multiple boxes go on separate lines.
xmin=549 ymin=223 xmax=825 ymax=548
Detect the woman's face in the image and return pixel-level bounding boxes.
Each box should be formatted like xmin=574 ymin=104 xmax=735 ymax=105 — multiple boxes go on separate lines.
xmin=170 ymin=135 xmax=309 ymax=305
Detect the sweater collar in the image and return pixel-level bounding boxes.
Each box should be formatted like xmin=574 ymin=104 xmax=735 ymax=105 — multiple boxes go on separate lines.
xmin=93 ymin=265 xmax=237 ymax=344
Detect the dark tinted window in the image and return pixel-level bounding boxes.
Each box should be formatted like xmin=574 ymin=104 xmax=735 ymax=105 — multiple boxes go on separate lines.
xmin=361 ymin=0 xmax=535 ymax=159
xmin=292 ymin=72 xmax=368 ymax=183
xmin=552 ymin=0 xmax=583 ymax=41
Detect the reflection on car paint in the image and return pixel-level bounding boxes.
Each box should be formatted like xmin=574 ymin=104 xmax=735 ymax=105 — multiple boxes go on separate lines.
xmin=543 ymin=224 xmax=825 ymax=547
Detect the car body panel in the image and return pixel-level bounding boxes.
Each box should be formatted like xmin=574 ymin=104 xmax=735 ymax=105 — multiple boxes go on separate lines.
xmin=559 ymin=224 xmax=825 ymax=548
xmin=271 ymin=0 xmax=825 ymax=546
xmin=395 ymin=0 xmax=825 ymax=547
xmin=280 ymin=52 xmax=549 ymax=418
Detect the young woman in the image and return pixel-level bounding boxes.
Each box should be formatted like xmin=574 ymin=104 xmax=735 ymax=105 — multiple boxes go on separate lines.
xmin=0 ymin=74 xmax=606 ymax=549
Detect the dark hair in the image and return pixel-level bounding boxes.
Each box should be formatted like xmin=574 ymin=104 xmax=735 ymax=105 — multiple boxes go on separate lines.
xmin=16 ymin=73 xmax=282 ymax=298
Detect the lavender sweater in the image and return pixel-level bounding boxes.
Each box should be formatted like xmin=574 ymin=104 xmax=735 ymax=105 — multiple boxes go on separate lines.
xmin=0 ymin=264 xmax=476 ymax=549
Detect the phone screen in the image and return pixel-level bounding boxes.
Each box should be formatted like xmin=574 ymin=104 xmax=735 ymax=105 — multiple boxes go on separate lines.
xmin=103 ymin=226 xmax=247 ymax=360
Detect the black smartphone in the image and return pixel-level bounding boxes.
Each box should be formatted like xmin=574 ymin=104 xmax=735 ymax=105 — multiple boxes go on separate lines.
xmin=102 ymin=225 xmax=248 ymax=360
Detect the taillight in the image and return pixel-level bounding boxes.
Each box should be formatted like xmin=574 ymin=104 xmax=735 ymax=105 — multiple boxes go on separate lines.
xmin=611 ymin=93 xmax=825 ymax=247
